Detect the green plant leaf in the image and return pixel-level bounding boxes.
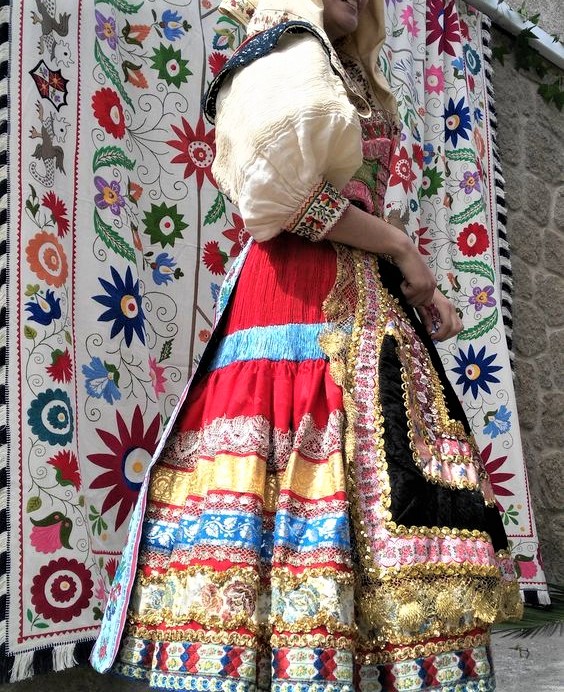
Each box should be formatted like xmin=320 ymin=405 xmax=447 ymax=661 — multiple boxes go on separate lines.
xmin=26 ymin=496 xmax=42 ymax=513
xmin=93 ymin=146 xmax=136 ymax=173
xmin=94 ymin=0 xmax=143 ymax=13
xmin=159 ymin=339 xmax=173 ymax=363
xmin=452 ymin=259 xmax=495 ymax=283
xmin=450 ymin=199 xmax=485 ymax=226
xmin=204 ymin=192 xmax=226 ymax=226
xmin=458 ymin=309 xmax=499 ymax=341
xmin=94 ymin=40 xmax=135 ymax=111
xmin=446 ymin=148 xmax=476 ymax=163
xmin=24 ymin=325 xmax=37 ymax=340
xmin=94 ymin=210 xmax=136 ymax=262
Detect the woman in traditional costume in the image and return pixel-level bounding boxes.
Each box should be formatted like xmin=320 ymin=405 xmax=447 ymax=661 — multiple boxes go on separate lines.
xmin=91 ymin=1 xmax=522 ymax=689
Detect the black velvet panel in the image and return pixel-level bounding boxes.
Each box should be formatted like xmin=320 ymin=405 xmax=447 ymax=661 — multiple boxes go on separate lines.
xmin=376 ymin=258 xmax=509 ymax=552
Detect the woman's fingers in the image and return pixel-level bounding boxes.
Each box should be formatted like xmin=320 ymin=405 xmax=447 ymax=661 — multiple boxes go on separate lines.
xmin=417 ymin=290 xmax=463 ymax=341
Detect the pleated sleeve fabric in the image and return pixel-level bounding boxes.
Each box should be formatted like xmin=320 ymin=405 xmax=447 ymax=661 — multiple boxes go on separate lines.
xmin=211 ymin=34 xmax=362 ymax=242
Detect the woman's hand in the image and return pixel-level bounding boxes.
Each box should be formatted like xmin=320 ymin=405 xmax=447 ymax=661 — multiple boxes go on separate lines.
xmin=393 ymin=242 xmax=437 ymax=308
xmin=417 ymin=289 xmax=463 ymax=341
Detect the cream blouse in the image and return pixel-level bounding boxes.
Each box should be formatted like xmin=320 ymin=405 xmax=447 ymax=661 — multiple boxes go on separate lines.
xmin=212 ymin=33 xmax=363 ymax=242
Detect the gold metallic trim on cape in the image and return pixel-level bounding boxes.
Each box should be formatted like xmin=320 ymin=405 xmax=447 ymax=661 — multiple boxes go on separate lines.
xmin=356 ymin=630 xmax=491 ymax=665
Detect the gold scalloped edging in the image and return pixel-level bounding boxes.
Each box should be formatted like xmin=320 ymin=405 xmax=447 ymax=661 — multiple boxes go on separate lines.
xmin=356 ymin=629 xmax=490 ymax=665
xmin=138 ymin=564 xmax=259 ymax=587
xmin=270 ymin=566 xmax=354 ymax=587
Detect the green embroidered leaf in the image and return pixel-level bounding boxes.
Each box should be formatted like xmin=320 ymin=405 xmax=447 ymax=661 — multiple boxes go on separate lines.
xmin=459 ymin=308 xmax=499 ymax=341
xmin=204 ymin=192 xmax=226 ymax=225
xmin=452 ymin=259 xmax=495 ymax=283
xmin=450 ymin=199 xmax=485 ymax=225
xmin=65 ymin=330 xmax=73 ymax=345
xmin=24 ymin=325 xmax=37 ymax=340
xmin=159 ymin=338 xmax=173 ymax=363
xmin=25 ymin=284 xmax=40 ymax=297
xmin=446 ymin=148 xmax=476 ymax=163
xmin=93 ymin=145 xmax=136 ymax=173
xmin=94 ymin=210 xmax=136 ymax=262
xmin=392 ymin=27 xmax=405 ymax=37
xmin=94 ymin=0 xmax=143 ymax=13
xmin=26 ymin=496 xmax=42 ymax=513
xmin=94 ymin=40 xmax=135 ymax=111
xmin=26 ymin=609 xmax=33 ymax=623
xmin=34 ymin=622 xmax=49 ymax=629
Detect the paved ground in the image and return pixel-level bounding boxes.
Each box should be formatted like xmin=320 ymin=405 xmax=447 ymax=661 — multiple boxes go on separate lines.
xmin=2 ymin=631 xmax=562 ymax=691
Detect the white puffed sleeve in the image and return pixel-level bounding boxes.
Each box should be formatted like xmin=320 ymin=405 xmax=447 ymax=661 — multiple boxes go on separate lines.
xmin=211 ymin=34 xmax=362 ymax=242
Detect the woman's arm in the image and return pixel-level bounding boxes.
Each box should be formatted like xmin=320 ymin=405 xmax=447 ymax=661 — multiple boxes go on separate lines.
xmin=326 ymin=204 xmax=437 ymax=309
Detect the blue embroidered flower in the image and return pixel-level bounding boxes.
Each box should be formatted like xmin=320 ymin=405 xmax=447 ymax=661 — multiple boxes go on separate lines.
xmin=82 ymin=356 xmax=121 ymax=404
xmin=423 ymin=142 xmax=434 ymax=165
xmin=443 ymin=97 xmax=471 ymax=147
xmin=463 ymin=44 xmax=482 ymax=75
xmin=452 ymin=344 xmax=502 ymax=398
xmin=474 ymin=107 xmax=484 ymax=123
xmin=483 ymin=405 xmax=512 ymax=438
xmin=25 ymin=289 xmax=61 ymax=325
xmin=28 ymin=388 xmax=74 ymax=445
xmin=210 ymin=282 xmax=221 ymax=303
xmin=151 ymin=252 xmax=176 ymax=286
xmin=451 ymin=56 xmax=465 ymax=72
xmin=161 ymin=10 xmax=185 ymax=41
xmin=93 ymin=266 xmax=146 ymax=347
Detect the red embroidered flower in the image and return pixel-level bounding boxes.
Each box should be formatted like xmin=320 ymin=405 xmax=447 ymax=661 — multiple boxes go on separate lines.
xmin=46 ymin=348 xmax=73 ymax=383
xmin=92 ymin=88 xmax=126 ymax=139
xmin=415 ymin=227 xmax=432 ymax=256
xmin=426 ymin=0 xmax=460 ymax=57
xmin=456 ymin=223 xmax=489 ymax=257
xmin=202 ymin=240 xmax=227 ymax=275
xmin=167 ymin=116 xmax=216 ymax=188
xmin=42 ymin=192 xmax=70 ymax=237
xmin=388 ymin=146 xmax=416 ymax=193
xmin=148 ymin=355 xmax=167 ymax=398
xmin=47 ymin=449 xmax=81 ymax=489
xmin=31 ymin=557 xmax=93 ymax=623
xmin=222 ymin=213 xmax=250 ymax=258
xmin=105 ymin=557 xmax=118 ymax=584
xmin=208 ymin=51 xmax=228 ymax=76
xmin=412 ymin=144 xmax=424 ymax=169
xmin=88 ymin=406 xmax=160 ymax=530
xmin=481 ymin=443 xmax=514 ymax=511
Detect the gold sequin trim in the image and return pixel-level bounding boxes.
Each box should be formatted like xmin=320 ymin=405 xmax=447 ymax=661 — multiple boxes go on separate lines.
xmin=271 ymin=632 xmax=354 ymax=650
xmin=356 ymin=630 xmax=491 ymax=665
xmin=271 ymin=566 xmax=354 ymax=587
xmin=138 ymin=564 xmax=259 ymax=587
xmin=269 ymin=613 xmax=357 ymax=637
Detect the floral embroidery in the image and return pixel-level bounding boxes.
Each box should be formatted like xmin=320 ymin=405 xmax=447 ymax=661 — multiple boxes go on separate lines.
xmin=283 ymin=180 xmax=350 ymax=242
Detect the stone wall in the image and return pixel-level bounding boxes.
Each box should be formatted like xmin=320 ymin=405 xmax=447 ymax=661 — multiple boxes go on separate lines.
xmin=490 ymin=25 xmax=564 ymax=583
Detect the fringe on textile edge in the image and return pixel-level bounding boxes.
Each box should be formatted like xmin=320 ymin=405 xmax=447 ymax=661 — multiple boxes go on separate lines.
xmin=481 ymin=16 xmax=515 ymax=365
xmin=0 ymin=0 xmax=9 ymax=683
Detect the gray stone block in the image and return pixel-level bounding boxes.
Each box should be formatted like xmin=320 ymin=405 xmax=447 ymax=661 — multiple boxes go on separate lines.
xmin=535 ymin=273 xmax=564 ymax=327
xmin=506 ymin=213 xmax=542 ymax=265
xmin=511 ymin=255 xmax=534 ymax=299
xmin=525 ymin=120 xmax=564 ymax=185
xmin=513 ymin=297 xmax=548 ymax=355
xmin=524 ymin=174 xmax=551 ymax=227
xmin=554 ymin=187 xmax=564 ymax=232
xmin=545 ymin=230 xmax=564 ymax=278
xmin=514 ymin=359 xmax=540 ymax=429
xmin=502 ymin=163 xmax=524 ymax=212
xmin=541 ymin=392 xmax=564 ymax=447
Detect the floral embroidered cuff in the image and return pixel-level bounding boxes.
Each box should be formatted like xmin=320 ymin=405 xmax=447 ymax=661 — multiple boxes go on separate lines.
xmin=282 ymin=180 xmax=350 ymax=242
